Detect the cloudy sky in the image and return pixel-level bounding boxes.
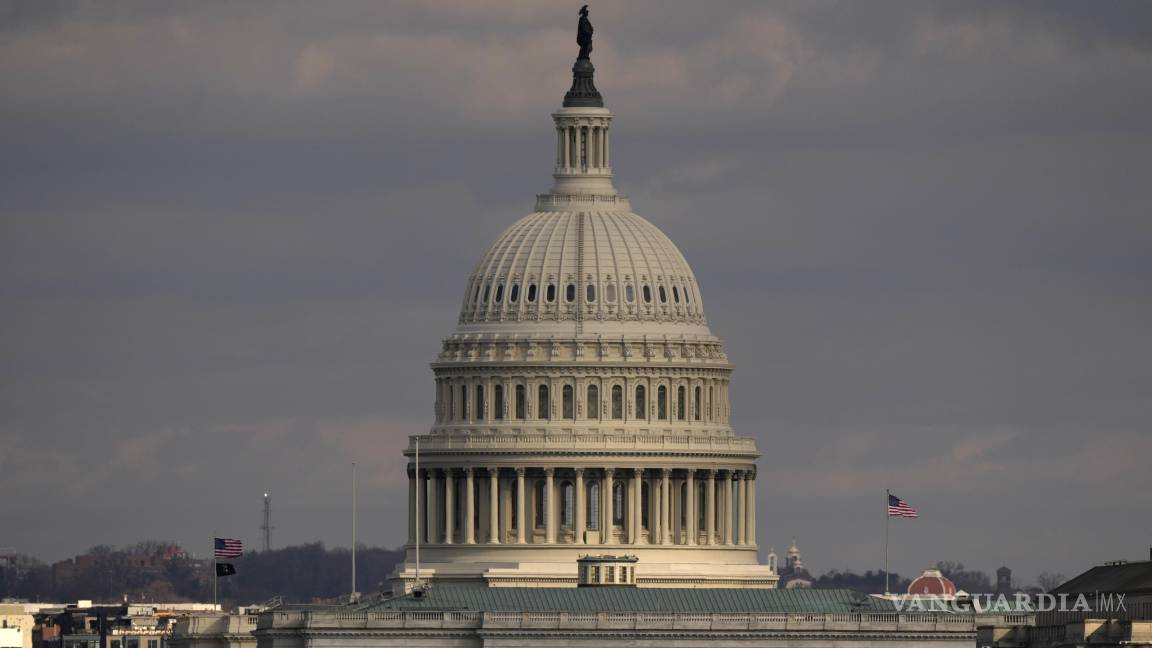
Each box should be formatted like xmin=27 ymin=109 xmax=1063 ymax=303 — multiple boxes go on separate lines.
xmin=2 ymin=1 xmax=1150 ymax=586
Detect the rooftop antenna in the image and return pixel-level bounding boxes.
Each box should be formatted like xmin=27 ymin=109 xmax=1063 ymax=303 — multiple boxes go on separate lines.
xmin=261 ymin=493 xmax=273 ymax=551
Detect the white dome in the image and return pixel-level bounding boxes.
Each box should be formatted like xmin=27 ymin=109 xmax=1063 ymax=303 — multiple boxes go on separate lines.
xmin=457 ymin=208 xmax=711 ymax=337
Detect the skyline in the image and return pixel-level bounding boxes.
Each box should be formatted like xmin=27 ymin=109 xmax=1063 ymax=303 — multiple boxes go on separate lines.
xmin=2 ymin=0 xmax=1151 ymax=585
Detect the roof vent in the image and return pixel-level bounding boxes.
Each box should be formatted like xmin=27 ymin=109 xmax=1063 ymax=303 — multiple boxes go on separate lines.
xmin=577 ymin=555 xmax=638 ymax=587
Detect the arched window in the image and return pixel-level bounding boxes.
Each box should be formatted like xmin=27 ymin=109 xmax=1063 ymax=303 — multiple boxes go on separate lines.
xmin=586 ymin=284 xmax=596 ymax=302
xmin=494 ymin=384 xmax=505 ymax=420
xmin=658 ymin=285 xmax=667 ymax=303
xmin=509 ymin=283 xmax=519 ymax=303
xmin=677 ymin=386 xmax=686 ymax=421
xmin=613 ymin=482 xmax=625 ymax=526
xmin=561 ymin=481 xmax=574 ymax=528
xmin=494 ymin=284 xmax=504 ymax=303
xmin=527 ymin=284 xmax=537 ymax=303
xmin=475 ymin=384 xmax=485 ymax=420
xmin=586 ymin=384 xmax=599 ymax=419
xmin=635 ymin=385 xmax=647 ymax=419
xmin=694 ymin=386 xmax=702 ymax=421
xmin=657 ymin=385 xmax=668 ymax=420
xmin=684 ymin=286 xmax=692 ymax=304
xmin=673 ymin=286 xmax=680 ymax=303
xmin=460 ymin=385 xmax=468 ymax=420
xmin=611 ymin=385 xmax=623 ymax=419
xmin=562 ymin=384 xmax=574 ymax=419
xmin=515 ymin=385 xmax=526 ymax=419
xmin=534 ymin=480 xmax=546 ymax=529
xmin=642 ymin=285 xmax=652 ymax=303
xmin=605 ymin=283 xmax=616 ymax=302
xmin=473 ymin=284 xmax=481 ymax=302
xmin=587 ymin=481 xmax=600 ymax=530
xmin=641 ymin=482 xmax=650 ymax=530
xmin=625 ymin=284 xmax=635 ymax=303
xmin=546 ymin=284 xmax=556 ymax=303
xmin=538 ymin=384 xmax=550 ymax=419
xmin=565 ymin=283 xmax=576 ymax=303
xmin=483 ymin=284 xmax=491 ymax=303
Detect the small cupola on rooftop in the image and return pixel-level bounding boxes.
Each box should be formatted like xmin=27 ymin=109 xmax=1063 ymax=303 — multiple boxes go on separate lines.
xmin=577 ymin=555 xmax=638 ymax=587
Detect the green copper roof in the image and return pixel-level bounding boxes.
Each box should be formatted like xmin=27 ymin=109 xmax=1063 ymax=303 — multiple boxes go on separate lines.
xmin=369 ymin=586 xmax=898 ymax=614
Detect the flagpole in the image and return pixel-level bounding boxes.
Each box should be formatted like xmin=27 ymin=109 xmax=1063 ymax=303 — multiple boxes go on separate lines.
xmin=884 ymin=489 xmax=890 ymax=595
xmin=414 ymin=437 xmax=421 ymax=590
xmin=212 ymin=530 xmax=217 ymax=608
xmin=352 ymin=461 xmax=357 ymax=598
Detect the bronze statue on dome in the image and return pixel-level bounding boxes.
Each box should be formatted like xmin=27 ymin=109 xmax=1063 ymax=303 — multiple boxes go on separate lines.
xmin=577 ymin=5 xmax=593 ymax=60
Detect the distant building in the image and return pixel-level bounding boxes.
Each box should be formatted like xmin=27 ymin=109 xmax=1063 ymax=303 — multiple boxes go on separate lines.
xmin=996 ymin=566 xmax=1014 ymax=596
xmin=772 ymin=540 xmax=815 ymax=589
xmin=978 ymin=550 xmax=1152 ymax=647
xmin=32 ymin=603 xmax=219 ymax=648
xmin=0 ymin=604 xmax=34 ymax=648
xmin=908 ymin=569 xmax=958 ymax=597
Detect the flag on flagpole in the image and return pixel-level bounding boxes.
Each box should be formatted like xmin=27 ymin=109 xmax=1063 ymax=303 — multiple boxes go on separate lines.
xmin=214 ymin=537 xmax=243 ymax=559
xmin=887 ymin=493 xmax=919 ymax=518
xmin=215 ymin=562 xmax=237 ymax=577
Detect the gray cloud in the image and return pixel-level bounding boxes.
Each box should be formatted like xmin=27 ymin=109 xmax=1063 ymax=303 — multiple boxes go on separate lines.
xmin=2 ymin=1 xmax=1150 ymax=585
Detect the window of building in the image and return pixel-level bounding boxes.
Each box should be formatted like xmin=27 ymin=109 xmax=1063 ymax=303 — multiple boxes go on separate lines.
xmin=509 ymin=283 xmax=520 ymax=303
xmin=606 ymin=283 xmax=616 ymax=302
xmin=534 ymin=480 xmax=546 ymax=528
xmin=625 ymin=284 xmax=635 ymax=302
xmin=447 ymin=385 xmax=454 ymax=421
xmin=642 ymin=285 xmax=652 ymax=303
xmin=635 ymin=384 xmax=647 ymax=419
xmin=538 ymin=384 xmax=550 ymax=419
xmin=565 ymin=283 xmax=576 ymax=303
xmin=607 ymin=566 xmax=615 ymax=582
xmin=588 ymin=481 xmax=599 ymax=530
xmin=673 ymin=286 xmax=680 ymax=303
xmin=613 ymin=482 xmax=625 ymax=526
xmin=494 ymin=284 xmax=504 ymax=303
xmin=684 ymin=286 xmax=692 ymax=304
xmin=641 ymin=482 xmax=650 ymax=529
xmin=611 ymin=385 xmax=623 ymax=419
xmin=460 ymin=385 xmax=468 ymax=420
xmin=515 ymin=385 xmax=526 ymax=419
xmin=473 ymin=285 xmax=481 ymax=302
xmin=657 ymin=385 xmax=668 ymax=419
xmin=148 ymin=639 xmax=158 ymax=648
xmin=562 ymin=384 xmax=574 ymax=419
xmin=677 ymin=385 xmax=686 ymax=421
xmin=483 ymin=284 xmax=491 ymax=302
xmin=475 ymin=384 xmax=485 ymax=420
xmin=546 ymin=284 xmax=557 ymax=302
xmin=527 ymin=283 xmax=537 ymax=303
xmin=494 ymin=384 xmax=505 ymax=420
xmin=586 ymin=384 xmax=599 ymax=419
xmin=586 ymin=283 xmax=596 ymax=302
xmin=698 ymin=481 xmax=707 ymax=530
xmin=694 ymin=386 xmax=702 ymax=421
xmin=561 ymin=481 xmax=574 ymax=528
xmin=658 ymin=285 xmax=667 ymax=303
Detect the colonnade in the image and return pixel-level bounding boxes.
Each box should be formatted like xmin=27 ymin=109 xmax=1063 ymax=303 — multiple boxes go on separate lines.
xmin=408 ymin=466 xmax=756 ymax=549
xmin=556 ymin=122 xmax=609 ymax=172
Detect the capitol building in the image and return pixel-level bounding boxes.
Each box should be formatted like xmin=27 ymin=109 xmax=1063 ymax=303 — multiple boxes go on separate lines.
xmin=389 ymin=14 xmax=773 ymax=593
xmin=172 ymin=10 xmax=992 ymax=648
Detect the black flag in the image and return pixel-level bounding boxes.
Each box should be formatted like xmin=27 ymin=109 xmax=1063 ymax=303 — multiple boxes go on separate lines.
xmin=216 ymin=562 xmax=237 ymax=577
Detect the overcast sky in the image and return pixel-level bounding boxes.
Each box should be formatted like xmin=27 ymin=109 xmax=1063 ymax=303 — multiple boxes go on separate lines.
xmin=2 ymin=1 xmax=1150 ymax=587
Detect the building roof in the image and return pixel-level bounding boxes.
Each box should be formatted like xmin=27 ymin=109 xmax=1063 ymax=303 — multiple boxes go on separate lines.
xmin=1052 ymin=561 xmax=1152 ymax=595
xmin=908 ymin=569 xmax=957 ymax=596
xmin=368 ymin=586 xmax=899 ymax=614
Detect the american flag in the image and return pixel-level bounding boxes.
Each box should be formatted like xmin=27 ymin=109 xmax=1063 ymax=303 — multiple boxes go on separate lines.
xmin=887 ymin=493 xmax=919 ymax=518
xmin=214 ymin=537 xmax=243 ymax=559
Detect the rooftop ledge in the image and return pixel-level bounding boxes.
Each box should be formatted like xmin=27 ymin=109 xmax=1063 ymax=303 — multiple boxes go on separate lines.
xmin=535 ymin=193 xmax=632 ymax=212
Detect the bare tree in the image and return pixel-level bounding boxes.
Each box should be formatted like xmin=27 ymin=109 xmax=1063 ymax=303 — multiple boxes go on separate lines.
xmin=1037 ymin=572 xmax=1066 ymax=592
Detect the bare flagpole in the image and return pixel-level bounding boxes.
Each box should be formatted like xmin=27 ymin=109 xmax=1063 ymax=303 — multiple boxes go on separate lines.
xmin=884 ymin=489 xmax=890 ymax=595
xmin=212 ymin=530 xmax=217 ymax=608
xmin=414 ymin=437 xmax=421 ymax=590
xmin=352 ymin=462 xmax=357 ymax=598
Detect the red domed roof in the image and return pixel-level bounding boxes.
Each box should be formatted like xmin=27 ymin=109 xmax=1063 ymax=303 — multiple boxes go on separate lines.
xmin=908 ymin=569 xmax=957 ymax=596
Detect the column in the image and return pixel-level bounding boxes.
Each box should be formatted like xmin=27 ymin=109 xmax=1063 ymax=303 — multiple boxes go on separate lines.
xmin=574 ymin=468 xmax=586 ymax=544
xmin=705 ymin=469 xmax=716 ymax=546
xmin=500 ymin=476 xmax=513 ymax=543
xmin=734 ymin=471 xmax=745 ymax=546
xmin=630 ymin=468 xmax=643 ymax=544
xmin=723 ymin=470 xmax=734 ymax=545
xmin=661 ymin=469 xmax=672 ymax=545
xmin=444 ymin=469 xmax=455 ymax=545
xmin=604 ymin=128 xmax=610 ymax=168
xmin=544 ymin=468 xmax=556 ymax=543
xmin=686 ymin=469 xmax=697 ymax=546
xmin=408 ymin=469 xmax=417 ymax=545
xmin=602 ymin=468 xmax=615 ymax=544
xmin=563 ymin=125 xmax=571 ymax=171
xmin=556 ymin=127 xmax=563 ymax=168
xmin=745 ymin=470 xmax=756 ymax=546
xmin=515 ymin=468 xmax=526 ymax=544
xmin=488 ymin=468 xmax=500 ymax=544
xmin=464 ymin=468 xmax=476 ymax=544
